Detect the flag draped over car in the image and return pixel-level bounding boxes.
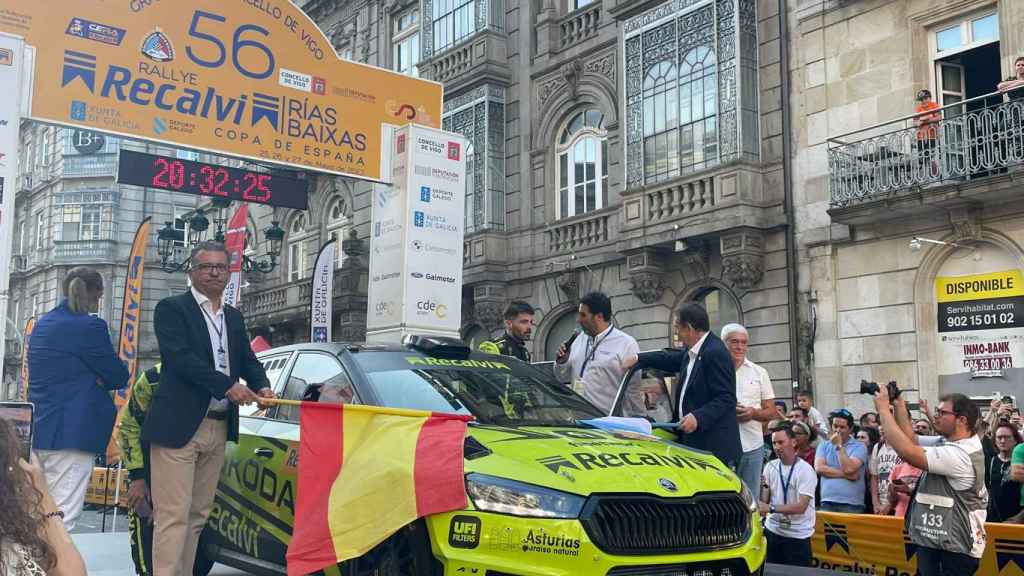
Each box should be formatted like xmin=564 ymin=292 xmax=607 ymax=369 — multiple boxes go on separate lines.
xmin=285 ymin=401 xmax=472 ymax=576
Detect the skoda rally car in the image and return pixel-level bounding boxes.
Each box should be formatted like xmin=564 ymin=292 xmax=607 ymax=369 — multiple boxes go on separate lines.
xmin=195 ymin=336 xmax=766 ymax=576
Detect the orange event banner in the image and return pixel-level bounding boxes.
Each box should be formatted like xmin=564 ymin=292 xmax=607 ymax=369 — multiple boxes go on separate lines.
xmin=813 ymin=512 xmax=1024 ymax=576
xmin=0 ymin=1 xmax=442 ymax=182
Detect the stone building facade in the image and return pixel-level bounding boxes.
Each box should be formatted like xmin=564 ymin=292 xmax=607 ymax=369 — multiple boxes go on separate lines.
xmin=3 ymin=125 xmax=199 ymax=398
xmin=242 ymin=0 xmax=801 ymax=397
xmin=789 ymin=0 xmax=1024 ymax=414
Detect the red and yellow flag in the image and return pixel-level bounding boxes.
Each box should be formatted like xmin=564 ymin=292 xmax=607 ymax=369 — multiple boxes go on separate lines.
xmin=286 ymin=402 xmax=471 ymax=576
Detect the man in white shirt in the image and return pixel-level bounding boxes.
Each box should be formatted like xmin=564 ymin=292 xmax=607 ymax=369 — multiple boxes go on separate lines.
xmin=760 ymin=424 xmax=817 ymax=567
xmin=875 ymin=389 xmax=987 ymax=576
xmin=721 ymin=323 xmax=776 ymax=493
xmin=554 ymin=292 xmax=642 ymax=415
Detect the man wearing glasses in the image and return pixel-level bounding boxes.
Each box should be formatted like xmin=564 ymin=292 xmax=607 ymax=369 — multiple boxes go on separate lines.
xmin=143 ymin=241 xmax=275 ymax=576
xmin=814 ymin=408 xmax=868 ymax=513
xmin=875 ymin=390 xmax=987 ymax=576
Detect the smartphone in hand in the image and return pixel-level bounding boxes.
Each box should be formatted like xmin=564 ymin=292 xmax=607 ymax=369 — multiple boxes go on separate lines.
xmin=0 ymin=402 xmax=34 ymax=461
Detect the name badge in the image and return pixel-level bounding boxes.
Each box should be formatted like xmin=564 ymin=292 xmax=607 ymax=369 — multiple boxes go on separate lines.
xmin=216 ymin=347 xmax=228 ymax=371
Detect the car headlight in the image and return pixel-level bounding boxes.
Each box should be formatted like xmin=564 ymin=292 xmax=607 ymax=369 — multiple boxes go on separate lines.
xmin=466 ymin=473 xmax=585 ymax=518
xmin=739 ymin=481 xmax=758 ymax=513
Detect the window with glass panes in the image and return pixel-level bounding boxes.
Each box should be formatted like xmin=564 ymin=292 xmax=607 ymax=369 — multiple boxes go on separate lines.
xmin=557 ymin=110 xmax=608 ymax=219
xmin=326 ymin=199 xmax=349 ymax=269
xmin=394 ymin=9 xmax=420 ymax=76
xmin=288 ymin=214 xmax=307 ymax=282
xmin=433 ymin=0 xmax=475 ymax=52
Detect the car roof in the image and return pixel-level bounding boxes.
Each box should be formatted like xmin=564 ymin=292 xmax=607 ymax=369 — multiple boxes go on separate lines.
xmin=256 ymin=341 xmax=410 ymax=356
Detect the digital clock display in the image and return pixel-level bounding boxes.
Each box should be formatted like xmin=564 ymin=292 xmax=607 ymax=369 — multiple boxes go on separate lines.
xmin=117 ymin=150 xmax=308 ymax=210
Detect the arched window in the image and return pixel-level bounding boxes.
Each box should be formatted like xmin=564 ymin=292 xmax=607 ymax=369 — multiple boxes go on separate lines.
xmin=678 ymin=46 xmax=717 ymax=173
xmin=544 ymin=310 xmax=579 ymax=362
xmin=643 ymin=61 xmax=679 ymax=183
xmin=325 ymin=197 xmax=350 ymax=269
xmin=641 ymin=46 xmax=717 ymax=184
xmin=673 ymin=287 xmax=740 ymax=347
xmin=287 ymin=214 xmax=308 ymax=282
xmin=557 ymin=109 xmax=608 ymax=219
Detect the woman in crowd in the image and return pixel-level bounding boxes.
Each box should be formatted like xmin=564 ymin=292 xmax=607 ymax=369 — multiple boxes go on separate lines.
xmin=889 ymin=458 xmax=924 ymax=518
xmin=988 ymin=421 xmax=1023 ymax=522
xmin=855 ymin=427 xmax=879 ymax=514
xmin=869 ymin=425 xmax=902 ymax=516
xmin=0 ymin=418 xmax=86 ymax=575
xmin=792 ymin=421 xmax=816 ymax=466
xmin=27 ymin=267 xmax=129 ymax=530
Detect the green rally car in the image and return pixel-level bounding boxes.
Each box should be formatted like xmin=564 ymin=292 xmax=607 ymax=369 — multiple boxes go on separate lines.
xmin=196 ymin=336 xmax=766 ymax=576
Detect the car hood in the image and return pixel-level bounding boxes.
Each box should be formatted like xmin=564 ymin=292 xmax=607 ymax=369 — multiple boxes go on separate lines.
xmin=464 ymin=425 xmax=740 ymax=497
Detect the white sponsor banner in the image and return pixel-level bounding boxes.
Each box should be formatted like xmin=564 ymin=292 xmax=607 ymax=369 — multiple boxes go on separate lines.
xmin=0 ymin=35 xmax=25 ymax=383
xmin=366 ymin=124 xmax=466 ymax=341
xmin=310 ymin=240 xmax=336 ymax=343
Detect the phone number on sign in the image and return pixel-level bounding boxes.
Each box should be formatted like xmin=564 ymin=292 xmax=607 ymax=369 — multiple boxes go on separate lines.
xmin=946 ymin=312 xmax=1016 ymax=329
xmin=963 ymin=356 xmax=1013 ymax=372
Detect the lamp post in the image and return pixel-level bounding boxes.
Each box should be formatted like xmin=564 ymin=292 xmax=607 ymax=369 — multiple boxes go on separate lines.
xmin=156 ymin=205 xmax=285 ymax=274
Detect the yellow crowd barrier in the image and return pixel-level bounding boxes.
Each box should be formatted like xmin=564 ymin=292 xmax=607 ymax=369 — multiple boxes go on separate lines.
xmin=84 ymin=466 xmax=129 ymax=508
xmin=812 ymin=512 xmax=1024 ymax=575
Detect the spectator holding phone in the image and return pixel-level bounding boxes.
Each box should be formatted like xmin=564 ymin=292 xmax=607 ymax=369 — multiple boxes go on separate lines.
xmin=988 ymin=422 xmax=1023 ymax=522
xmin=0 ymin=418 xmax=86 ymax=576
xmin=27 ymin=267 xmax=129 ymax=531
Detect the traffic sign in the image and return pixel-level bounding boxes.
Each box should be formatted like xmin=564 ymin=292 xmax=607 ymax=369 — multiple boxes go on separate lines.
xmin=0 ymin=1 xmax=442 ymax=182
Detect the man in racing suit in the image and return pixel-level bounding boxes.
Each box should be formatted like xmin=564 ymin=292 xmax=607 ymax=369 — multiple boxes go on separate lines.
xmin=478 ymin=301 xmax=534 ymax=363
xmin=119 ymin=365 xmax=204 ymax=576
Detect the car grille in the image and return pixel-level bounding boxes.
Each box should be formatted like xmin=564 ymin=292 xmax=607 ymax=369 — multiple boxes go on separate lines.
xmin=606 ymin=558 xmax=760 ymax=576
xmin=580 ymin=493 xmax=751 ymax=556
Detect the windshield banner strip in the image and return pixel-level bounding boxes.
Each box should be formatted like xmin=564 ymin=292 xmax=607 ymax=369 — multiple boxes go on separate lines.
xmin=259 ymin=398 xmax=473 ymax=422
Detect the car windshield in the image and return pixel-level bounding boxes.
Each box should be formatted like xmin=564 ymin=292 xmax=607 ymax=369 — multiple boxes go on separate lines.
xmin=353 ymin=352 xmax=605 ymax=426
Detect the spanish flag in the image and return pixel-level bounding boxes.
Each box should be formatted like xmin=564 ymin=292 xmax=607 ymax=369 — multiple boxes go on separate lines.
xmin=286 ymin=402 xmax=472 ymax=576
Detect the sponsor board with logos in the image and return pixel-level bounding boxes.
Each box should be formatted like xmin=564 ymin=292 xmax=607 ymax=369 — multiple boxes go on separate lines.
xmin=366 ymin=124 xmax=466 ymax=341
xmin=0 ymin=0 xmax=441 ymax=181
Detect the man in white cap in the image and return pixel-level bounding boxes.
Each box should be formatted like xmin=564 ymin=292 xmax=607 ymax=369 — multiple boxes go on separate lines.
xmin=722 ymin=323 xmax=776 ymax=493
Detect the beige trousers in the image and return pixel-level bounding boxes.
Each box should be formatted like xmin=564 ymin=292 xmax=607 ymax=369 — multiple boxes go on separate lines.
xmin=150 ymin=417 xmax=226 ymax=576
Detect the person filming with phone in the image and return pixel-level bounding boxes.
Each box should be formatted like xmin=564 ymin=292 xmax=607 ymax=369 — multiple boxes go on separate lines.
xmin=0 ymin=417 xmax=86 ymax=576
xmin=873 ymin=384 xmax=987 ymax=576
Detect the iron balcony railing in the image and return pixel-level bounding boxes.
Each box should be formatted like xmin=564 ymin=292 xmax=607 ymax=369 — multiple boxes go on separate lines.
xmin=828 ymin=90 xmax=1024 ymax=208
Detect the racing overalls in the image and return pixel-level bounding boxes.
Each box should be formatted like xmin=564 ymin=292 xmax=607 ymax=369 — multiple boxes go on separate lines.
xmin=478 ymin=333 xmax=531 ymax=363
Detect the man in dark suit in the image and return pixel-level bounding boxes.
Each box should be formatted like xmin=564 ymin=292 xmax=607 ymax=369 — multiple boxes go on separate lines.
xmin=625 ymin=303 xmax=741 ymax=467
xmin=143 ymin=241 xmax=273 ymax=576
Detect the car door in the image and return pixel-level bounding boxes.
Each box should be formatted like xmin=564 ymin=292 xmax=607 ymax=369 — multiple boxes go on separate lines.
xmin=206 ymin=351 xmax=294 ymax=561
xmin=246 ymin=351 xmax=360 ymax=567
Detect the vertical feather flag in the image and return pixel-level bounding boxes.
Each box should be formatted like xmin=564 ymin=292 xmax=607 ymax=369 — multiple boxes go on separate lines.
xmin=222 ymin=204 xmax=248 ymax=308
xmin=107 ymin=217 xmax=150 ymax=464
xmin=17 ymin=316 xmax=34 ymax=401
xmin=286 ymin=402 xmax=471 ymax=576
xmin=309 ymin=239 xmax=336 ymax=343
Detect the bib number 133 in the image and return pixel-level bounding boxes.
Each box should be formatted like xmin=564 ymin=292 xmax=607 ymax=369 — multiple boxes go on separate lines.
xmin=920 ymin=512 xmax=944 ymax=528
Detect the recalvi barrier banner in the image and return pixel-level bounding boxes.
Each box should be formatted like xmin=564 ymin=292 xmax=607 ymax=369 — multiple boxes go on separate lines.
xmin=813 ymin=512 xmax=1024 ymax=576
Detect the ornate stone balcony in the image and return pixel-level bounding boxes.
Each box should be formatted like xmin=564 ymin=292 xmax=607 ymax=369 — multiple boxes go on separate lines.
xmin=618 ymin=163 xmax=782 ymax=254
xmin=559 ymin=3 xmax=602 ymax=51
xmin=52 ymin=239 xmax=117 ymax=264
xmin=420 ymin=30 xmax=510 ymax=94
xmin=828 ymin=93 xmax=1024 ymax=226
xmin=545 ymin=206 xmax=616 ymax=254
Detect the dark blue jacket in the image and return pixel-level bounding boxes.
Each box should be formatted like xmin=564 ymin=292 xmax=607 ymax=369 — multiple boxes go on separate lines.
xmin=28 ymin=301 xmax=130 ymax=454
xmin=635 ymin=332 xmax=742 ymax=466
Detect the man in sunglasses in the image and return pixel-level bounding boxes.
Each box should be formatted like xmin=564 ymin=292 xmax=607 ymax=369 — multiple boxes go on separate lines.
xmin=875 ymin=389 xmax=987 ymax=576
xmin=815 ymin=408 xmax=868 ymax=513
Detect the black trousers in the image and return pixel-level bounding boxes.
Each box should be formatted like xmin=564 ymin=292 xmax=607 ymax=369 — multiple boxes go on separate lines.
xmin=915 ymin=546 xmax=979 ymax=576
xmin=765 ymin=529 xmax=812 ymax=567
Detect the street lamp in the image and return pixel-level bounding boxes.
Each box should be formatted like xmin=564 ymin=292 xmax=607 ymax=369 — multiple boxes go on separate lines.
xmin=909 ymin=236 xmax=981 ymax=261
xmin=156 ymin=206 xmax=286 ymax=274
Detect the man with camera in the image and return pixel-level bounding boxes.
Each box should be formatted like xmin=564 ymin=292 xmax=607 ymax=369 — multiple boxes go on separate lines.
xmin=874 ymin=383 xmax=987 ymax=576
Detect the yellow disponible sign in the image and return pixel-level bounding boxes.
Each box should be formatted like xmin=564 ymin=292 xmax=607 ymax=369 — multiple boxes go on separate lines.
xmin=0 ymin=0 xmax=442 ymax=181
xmin=936 ymin=270 xmax=1024 ymax=303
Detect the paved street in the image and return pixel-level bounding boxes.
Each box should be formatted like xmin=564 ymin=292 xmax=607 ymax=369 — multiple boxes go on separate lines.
xmin=72 ymin=508 xmax=250 ymax=576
